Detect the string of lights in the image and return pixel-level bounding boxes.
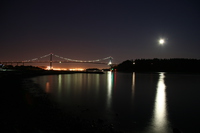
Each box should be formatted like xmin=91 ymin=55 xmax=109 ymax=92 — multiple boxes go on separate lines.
xmin=23 ymin=53 xmax=51 ymax=62
xmin=23 ymin=53 xmax=113 ymax=63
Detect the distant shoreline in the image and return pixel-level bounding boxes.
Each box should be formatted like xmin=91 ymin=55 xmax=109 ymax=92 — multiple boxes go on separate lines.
xmin=0 ymin=70 xmax=104 ymax=79
xmin=1 ymin=70 xmax=200 ymax=79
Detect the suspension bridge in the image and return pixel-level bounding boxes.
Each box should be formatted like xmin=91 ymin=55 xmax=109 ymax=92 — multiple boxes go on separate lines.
xmin=0 ymin=53 xmax=114 ymax=69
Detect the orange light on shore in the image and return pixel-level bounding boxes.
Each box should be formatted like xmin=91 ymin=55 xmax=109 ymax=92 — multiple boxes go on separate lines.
xmin=53 ymin=68 xmax=67 ymax=71
xmin=46 ymin=66 xmax=52 ymax=70
xmin=45 ymin=66 xmax=84 ymax=71
xmin=69 ymin=68 xmax=84 ymax=71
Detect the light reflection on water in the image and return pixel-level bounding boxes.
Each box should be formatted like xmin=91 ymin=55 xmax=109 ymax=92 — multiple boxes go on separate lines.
xmin=45 ymin=82 xmax=50 ymax=93
xmin=132 ymin=72 xmax=135 ymax=99
xmin=35 ymin=72 xmax=169 ymax=132
xmin=106 ymin=71 xmax=113 ymax=109
xmin=31 ymin=72 xmax=200 ymax=132
xmin=145 ymin=72 xmax=170 ymax=133
xmin=58 ymin=74 xmax=62 ymax=95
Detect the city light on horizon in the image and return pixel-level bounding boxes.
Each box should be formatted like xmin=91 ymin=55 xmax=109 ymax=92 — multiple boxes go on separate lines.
xmin=45 ymin=66 xmax=84 ymax=71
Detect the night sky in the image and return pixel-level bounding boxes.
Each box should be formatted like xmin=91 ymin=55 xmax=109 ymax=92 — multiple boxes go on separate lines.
xmin=1 ymin=0 xmax=200 ymax=66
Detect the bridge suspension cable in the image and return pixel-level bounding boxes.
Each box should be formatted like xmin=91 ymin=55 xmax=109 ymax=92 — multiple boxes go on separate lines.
xmin=54 ymin=54 xmax=112 ymax=63
xmin=23 ymin=53 xmax=51 ymax=62
xmin=23 ymin=53 xmax=113 ymax=63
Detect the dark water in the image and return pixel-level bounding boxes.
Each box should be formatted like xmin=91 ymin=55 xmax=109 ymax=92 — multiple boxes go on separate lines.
xmin=31 ymin=72 xmax=200 ymax=132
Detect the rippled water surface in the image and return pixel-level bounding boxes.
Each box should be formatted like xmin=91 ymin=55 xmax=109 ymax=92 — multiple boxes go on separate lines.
xmin=31 ymin=72 xmax=200 ymax=132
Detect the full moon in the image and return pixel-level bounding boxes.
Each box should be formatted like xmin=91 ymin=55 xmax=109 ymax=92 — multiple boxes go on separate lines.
xmin=159 ymin=39 xmax=165 ymax=45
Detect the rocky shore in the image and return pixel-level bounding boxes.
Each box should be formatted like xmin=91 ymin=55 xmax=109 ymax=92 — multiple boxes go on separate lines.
xmin=0 ymin=71 xmax=122 ymax=133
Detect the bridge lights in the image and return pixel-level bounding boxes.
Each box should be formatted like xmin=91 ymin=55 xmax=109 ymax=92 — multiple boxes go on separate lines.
xmin=108 ymin=61 xmax=112 ymax=65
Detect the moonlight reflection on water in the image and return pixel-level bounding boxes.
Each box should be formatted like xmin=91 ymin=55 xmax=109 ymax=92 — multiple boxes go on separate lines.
xmin=144 ymin=72 xmax=170 ymax=133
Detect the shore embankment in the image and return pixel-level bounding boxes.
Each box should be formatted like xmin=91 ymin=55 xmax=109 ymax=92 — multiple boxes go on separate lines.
xmin=1 ymin=70 xmax=120 ymax=133
xmin=0 ymin=70 xmax=104 ymax=78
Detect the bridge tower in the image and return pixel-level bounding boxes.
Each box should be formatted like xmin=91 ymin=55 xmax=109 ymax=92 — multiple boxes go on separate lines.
xmin=108 ymin=56 xmax=112 ymax=66
xmin=50 ymin=53 xmax=53 ymax=70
